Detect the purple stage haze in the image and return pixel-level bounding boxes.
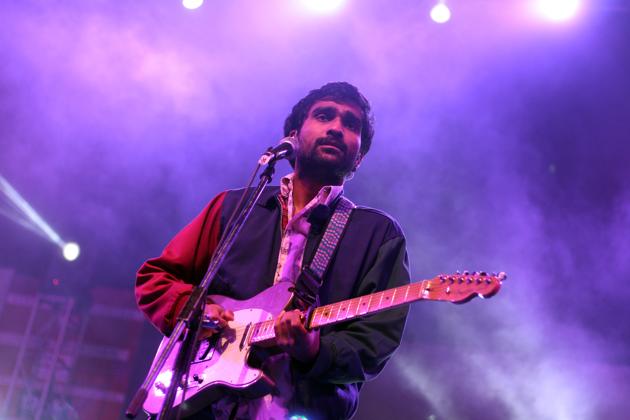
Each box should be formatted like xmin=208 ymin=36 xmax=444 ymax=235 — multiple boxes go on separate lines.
xmin=1 ymin=1 xmax=629 ymax=419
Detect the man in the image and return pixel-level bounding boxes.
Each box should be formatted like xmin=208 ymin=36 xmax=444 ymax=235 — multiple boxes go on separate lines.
xmin=136 ymin=82 xmax=410 ymax=419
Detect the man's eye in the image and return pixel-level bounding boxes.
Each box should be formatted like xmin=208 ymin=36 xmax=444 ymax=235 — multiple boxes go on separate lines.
xmin=343 ymin=117 xmax=361 ymax=132
xmin=315 ymin=113 xmax=331 ymax=121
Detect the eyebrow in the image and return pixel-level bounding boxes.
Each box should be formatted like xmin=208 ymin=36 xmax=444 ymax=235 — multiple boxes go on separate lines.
xmin=311 ymin=106 xmax=361 ymax=122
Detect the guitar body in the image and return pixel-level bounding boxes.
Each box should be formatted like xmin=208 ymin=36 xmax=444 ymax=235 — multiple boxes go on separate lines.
xmin=143 ymin=282 xmax=294 ymax=417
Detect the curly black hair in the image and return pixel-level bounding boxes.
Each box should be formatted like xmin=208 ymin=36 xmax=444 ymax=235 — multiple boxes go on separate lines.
xmin=283 ymin=82 xmax=375 ymax=157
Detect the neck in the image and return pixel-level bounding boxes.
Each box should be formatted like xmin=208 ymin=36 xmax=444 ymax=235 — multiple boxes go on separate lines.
xmin=291 ymin=172 xmax=340 ymax=214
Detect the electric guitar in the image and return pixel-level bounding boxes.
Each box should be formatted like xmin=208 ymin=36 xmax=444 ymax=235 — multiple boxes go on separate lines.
xmin=143 ymin=271 xmax=506 ymax=416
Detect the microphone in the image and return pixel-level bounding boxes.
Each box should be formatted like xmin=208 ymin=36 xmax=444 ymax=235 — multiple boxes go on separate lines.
xmin=258 ymin=136 xmax=297 ymax=165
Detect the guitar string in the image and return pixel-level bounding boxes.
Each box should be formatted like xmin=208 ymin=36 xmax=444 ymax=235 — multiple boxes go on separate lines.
xmin=204 ymin=282 xmax=428 ymax=339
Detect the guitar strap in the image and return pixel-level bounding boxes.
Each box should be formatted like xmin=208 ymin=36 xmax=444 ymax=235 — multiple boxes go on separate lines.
xmin=291 ymin=195 xmax=355 ymax=308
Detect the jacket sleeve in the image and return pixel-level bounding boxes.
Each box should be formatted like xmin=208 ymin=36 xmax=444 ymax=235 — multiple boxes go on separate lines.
xmin=294 ymin=233 xmax=410 ymax=384
xmin=135 ymin=192 xmax=226 ymax=335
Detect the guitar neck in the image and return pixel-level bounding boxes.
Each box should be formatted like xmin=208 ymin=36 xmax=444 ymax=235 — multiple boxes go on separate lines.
xmin=248 ymin=281 xmax=429 ymax=344
xmin=247 ymin=272 xmax=503 ymax=345
xmin=308 ymin=281 xmax=428 ymax=328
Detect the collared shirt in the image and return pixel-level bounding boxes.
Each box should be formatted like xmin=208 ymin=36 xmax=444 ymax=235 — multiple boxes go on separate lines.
xmin=272 ymin=173 xmax=343 ymax=286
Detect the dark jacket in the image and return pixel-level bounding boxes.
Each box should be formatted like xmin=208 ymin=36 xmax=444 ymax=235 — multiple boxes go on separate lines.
xmin=136 ymin=186 xmax=410 ymax=419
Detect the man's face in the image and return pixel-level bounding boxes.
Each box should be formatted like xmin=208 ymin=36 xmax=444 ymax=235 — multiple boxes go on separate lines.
xmin=294 ymin=100 xmax=363 ymax=183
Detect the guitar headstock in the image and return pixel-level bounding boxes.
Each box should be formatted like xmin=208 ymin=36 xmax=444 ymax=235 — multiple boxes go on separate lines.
xmin=424 ymin=271 xmax=506 ymax=303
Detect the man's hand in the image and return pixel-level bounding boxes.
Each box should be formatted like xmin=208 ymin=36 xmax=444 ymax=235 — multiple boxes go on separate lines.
xmin=274 ymin=309 xmax=320 ymax=363
xmin=200 ymin=303 xmax=234 ymax=338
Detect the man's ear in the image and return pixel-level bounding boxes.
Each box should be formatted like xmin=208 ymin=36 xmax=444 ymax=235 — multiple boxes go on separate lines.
xmin=289 ymin=129 xmax=298 ymax=138
xmin=353 ymin=154 xmax=363 ymax=172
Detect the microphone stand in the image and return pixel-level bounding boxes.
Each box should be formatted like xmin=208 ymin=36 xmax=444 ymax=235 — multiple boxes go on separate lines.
xmin=126 ymin=154 xmax=283 ymax=419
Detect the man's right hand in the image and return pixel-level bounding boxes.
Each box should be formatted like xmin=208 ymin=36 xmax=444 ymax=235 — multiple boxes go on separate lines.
xmin=201 ymin=303 xmax=234 ymax=337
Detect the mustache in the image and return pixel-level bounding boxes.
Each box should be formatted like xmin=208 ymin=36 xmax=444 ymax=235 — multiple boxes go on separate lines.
xmin=315 ymin=137 xmax=347 ymax=152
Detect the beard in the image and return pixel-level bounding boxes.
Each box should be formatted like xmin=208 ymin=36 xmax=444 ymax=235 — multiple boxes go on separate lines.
xmin=295 ymin=137 xmax=357 ymax=185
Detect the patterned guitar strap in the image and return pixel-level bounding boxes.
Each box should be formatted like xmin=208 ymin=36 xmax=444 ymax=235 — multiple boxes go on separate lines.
xmin=291 ymin=195 xmax=355 ymax=309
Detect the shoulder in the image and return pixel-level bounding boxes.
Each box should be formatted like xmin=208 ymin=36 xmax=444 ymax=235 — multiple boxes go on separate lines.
xmin=349 ymin=204 xmax=406 ymax=243
xmin=220 ymin=186 xmax=280 ymax=207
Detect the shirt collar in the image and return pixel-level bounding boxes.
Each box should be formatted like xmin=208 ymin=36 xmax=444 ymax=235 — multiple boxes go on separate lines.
xmin=280 ymin=173 xmax=343 ymax=220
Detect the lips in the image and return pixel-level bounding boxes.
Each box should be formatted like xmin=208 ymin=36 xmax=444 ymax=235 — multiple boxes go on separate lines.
xmin=317 ymin=138 xmax=346 ymax=153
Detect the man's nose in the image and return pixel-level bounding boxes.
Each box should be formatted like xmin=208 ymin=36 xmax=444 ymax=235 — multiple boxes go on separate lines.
xmin=326 ymin=127 xmax=343 ymax=140
xmin=326 ymin=117 xmax=344 ymax=139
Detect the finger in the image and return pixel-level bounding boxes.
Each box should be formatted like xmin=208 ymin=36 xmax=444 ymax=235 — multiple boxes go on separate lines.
xmin=223 ymin=310 xmax=234 ymax=321
xmin=274 ymin=313 xmax=284 ymax=344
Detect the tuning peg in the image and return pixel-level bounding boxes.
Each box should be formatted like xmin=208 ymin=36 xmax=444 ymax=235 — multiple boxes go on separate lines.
xmin=463 ymin=270 xmax=470 ymax=275
xmin=479 ymin=271 xmax=487 ymax=276
xmin=498 ymin=272 xmax=507 ymax=281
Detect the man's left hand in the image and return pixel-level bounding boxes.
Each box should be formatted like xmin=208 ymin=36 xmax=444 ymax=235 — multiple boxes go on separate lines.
xmin=274 ymin=309 xmax=320 ymax=363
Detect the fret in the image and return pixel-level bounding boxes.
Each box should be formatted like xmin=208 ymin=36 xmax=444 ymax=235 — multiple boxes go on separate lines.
xmin=391 ymin=287 xmax=397 ymax=306
xmin=404 ymin=284 xmax=410 ymax=302
xmin=313 ymin=307 xmax=323 ymax=327
xmin=359 ymin=296 xmax=366 ymax=315
xmin=318 ymin=306 xmax=327 ymax=326
xmin=394 ymin=286 xmax=407 ymax=305
xmin=332 ymin=302 xmax=342 ymax=322
xmin=377 ymin=291 xmax=384 ymax=310
xmin=359 ymin=296 xmax=370 ymax=315
xmin=368 ymin=294 xmax=375 ymax=312
xmin=317 ymin=304 xmax=333 ymax=326
xmin=346 ymin=297 xmax=358 ymax=321
xmin=337 ymin=300 xmax=350 ymax=320
xmin=327 ymin=303 xmax=336 ymax=323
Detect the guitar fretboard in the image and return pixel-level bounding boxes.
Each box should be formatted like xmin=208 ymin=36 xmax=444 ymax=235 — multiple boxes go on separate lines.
xmin=248 ymin=280 xmax=429 ymax=344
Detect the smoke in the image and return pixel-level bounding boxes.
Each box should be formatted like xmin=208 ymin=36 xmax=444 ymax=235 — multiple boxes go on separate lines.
xmin=1 ymin=1 xmax=629 ymax=418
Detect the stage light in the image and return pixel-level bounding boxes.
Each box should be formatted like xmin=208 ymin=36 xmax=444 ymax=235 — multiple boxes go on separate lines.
xmin=430 ymin=1 xmax=451 ymax=24
xmin=62 ymin=242 xmax=80 ymax=262
xmin=535 ymin=0 xmax=581 ymax=22
xmin=1 ymin=174 xmax=80 ymax=262
xmin=301 ymin=0 xmax=346 ymax=14
xmin=182 ymin=0 xmax=204 ymax=10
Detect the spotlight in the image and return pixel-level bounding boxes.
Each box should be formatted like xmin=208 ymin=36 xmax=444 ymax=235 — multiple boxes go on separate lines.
xmin=430 ymin=1 xmax=451 ymax=24
xmin=182 ymin=0 xmax=203 ymax=10
xmin=62 ymin=242 xmax=80 ymax=262
xmin=301 ymin=0 xmax=346 ymax=14
xmin=1 ymin=174 xmax=80 ymax=262
xmin=535 ymin=0 xmax=581 ymax=22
